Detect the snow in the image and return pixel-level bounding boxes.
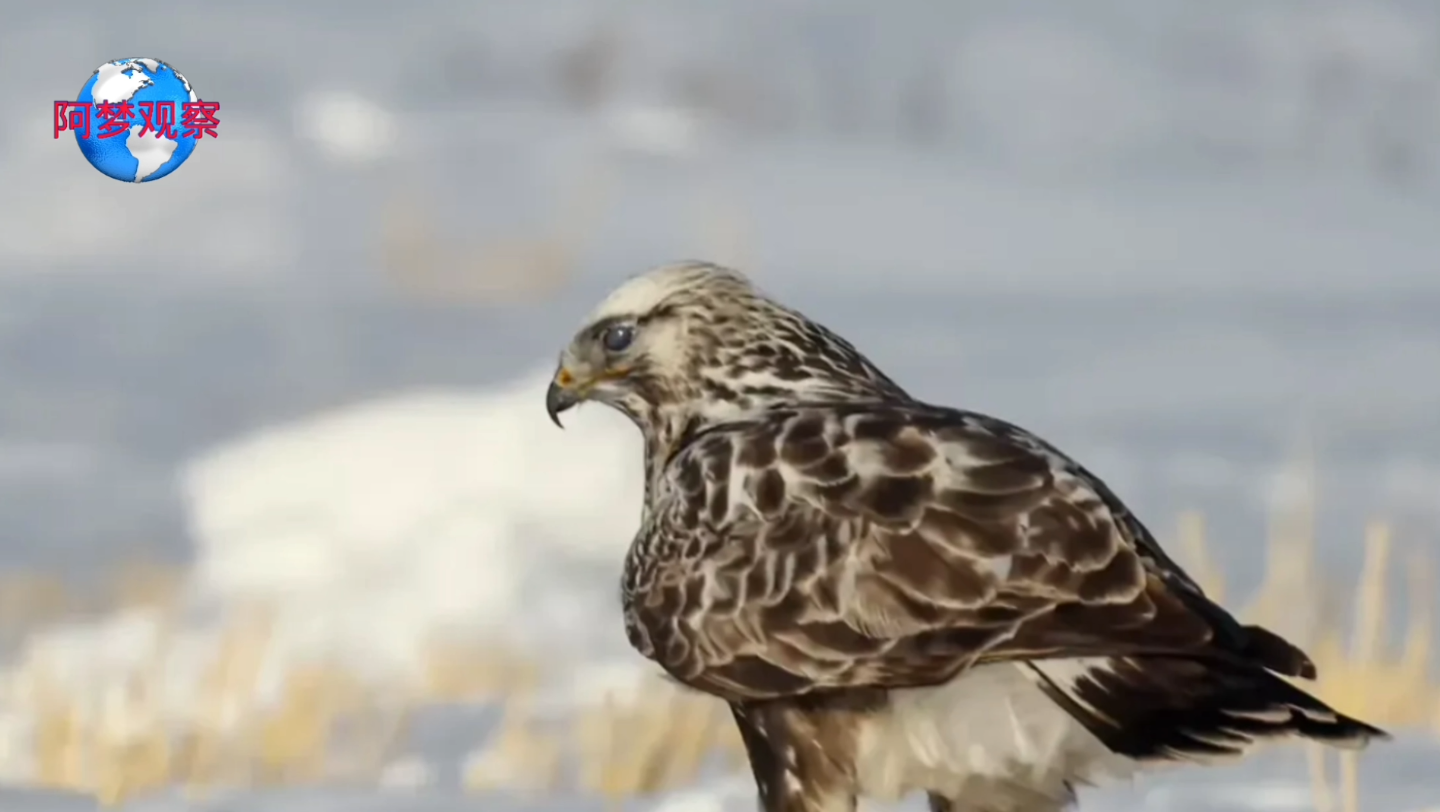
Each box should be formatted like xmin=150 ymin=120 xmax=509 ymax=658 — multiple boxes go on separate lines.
xmin=0 ymin=369 xmax=666 ymax=800
xmin=181 ymin=369 xmax=644 ymax=670
xmin=1 ymin=737 xmax=1438 ymax=811
xmin=1 ymin=0 xmax=1438 ymax=808
xmin=0 ymin=369 xmax=664 ymax=793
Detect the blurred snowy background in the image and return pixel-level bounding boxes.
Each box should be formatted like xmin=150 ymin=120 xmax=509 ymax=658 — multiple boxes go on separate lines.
xmin=0 ymin=0 xmax=1439 ymax=809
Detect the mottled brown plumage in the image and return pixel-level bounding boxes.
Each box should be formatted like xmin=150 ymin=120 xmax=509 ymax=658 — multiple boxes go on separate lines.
xmin=623 ymin=402 xmax=1312 ymax=700
xmin=546 ymin=262 xmax=1386 ymax=812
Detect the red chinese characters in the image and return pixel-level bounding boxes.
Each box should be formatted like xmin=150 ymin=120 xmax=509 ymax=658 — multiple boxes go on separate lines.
xmin=94 ymin=101 xmax=136 ymax=138
xmin=181 ymin=100 xmax=221 ymax=139
xmin=136 ymin=101 xmax=179 ymax=140
xmin=53 ymin=101 xmax=90 ymax=139
xmin=54 ymin=100 xmax=222 ymax=140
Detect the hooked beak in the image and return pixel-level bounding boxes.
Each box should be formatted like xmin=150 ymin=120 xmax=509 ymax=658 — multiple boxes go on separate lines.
xmin=546 ymin=363 xmax=631 ymax=427
xmin=546 ymin=374 xmax=582 ymax=428
xmin=546 ymin=365 xmax=589 ymax=428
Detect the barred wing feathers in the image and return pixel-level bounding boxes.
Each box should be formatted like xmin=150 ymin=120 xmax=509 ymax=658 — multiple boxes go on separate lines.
xmin=626 ymin=403 xmax=1317 ymax=703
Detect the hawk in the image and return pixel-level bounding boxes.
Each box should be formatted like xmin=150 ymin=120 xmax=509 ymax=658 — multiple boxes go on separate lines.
xmin=544 ymin=262 xmax=1386 ymax=812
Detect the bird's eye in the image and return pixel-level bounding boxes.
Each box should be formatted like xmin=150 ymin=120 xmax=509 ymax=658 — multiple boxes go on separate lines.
xmin=602 ymin=324 xmax=636 ymax=353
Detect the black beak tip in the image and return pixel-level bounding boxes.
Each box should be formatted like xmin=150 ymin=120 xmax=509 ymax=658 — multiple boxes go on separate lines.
xmin=545 ymin=381 xmax=574 ymax=429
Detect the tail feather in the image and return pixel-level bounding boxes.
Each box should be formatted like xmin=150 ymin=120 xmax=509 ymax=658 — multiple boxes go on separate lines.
xmin=1026 ymin=656 xmax=1388 ymax=763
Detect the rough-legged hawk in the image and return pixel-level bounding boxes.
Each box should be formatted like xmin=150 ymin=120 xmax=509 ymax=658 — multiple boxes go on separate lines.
xmin=544 ymin=262 xmax=1385 ymax=812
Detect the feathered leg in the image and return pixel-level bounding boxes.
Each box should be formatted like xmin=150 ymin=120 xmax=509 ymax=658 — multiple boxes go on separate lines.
xmin=730 ymin=701 xmax=857 ymax=812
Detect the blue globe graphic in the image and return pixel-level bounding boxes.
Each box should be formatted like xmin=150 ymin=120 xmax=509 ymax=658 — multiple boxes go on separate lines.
xmin=73 ymin=58 xmax=205 ymax=183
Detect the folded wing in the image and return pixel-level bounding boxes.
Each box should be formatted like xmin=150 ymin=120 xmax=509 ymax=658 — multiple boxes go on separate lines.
xmin=623 ymin=403 xmax=1313 ymax=702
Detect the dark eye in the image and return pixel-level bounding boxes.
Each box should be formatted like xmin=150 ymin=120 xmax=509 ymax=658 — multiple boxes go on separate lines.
xmin=602 ymin=324 xmax=636 ymax=353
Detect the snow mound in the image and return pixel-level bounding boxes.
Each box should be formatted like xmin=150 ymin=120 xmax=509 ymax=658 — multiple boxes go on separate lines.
xmin=179 ymin=366 xmax=646 ymax=677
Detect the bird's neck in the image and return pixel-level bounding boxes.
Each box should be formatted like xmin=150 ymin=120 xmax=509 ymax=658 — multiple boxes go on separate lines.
xmin=638 ymin=406 xmax=707 ymax=502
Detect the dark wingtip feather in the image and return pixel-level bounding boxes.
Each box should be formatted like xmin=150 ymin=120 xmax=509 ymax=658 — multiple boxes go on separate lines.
xmin=1027 ymin=656 xmax=1389 ymax=764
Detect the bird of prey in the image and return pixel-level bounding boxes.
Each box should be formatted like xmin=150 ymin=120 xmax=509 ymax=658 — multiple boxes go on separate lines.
xmin=544 ymin=262 xmax=1386 ymax=812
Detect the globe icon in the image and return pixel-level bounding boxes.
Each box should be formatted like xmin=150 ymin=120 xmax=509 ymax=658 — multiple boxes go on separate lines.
xmin=71 ymin=58 xmax=209 ymax=183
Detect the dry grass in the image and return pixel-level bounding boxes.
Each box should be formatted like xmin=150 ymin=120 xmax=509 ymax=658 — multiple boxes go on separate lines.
xmin=0 ymin=591 xmax=538 ymax=805
xmin=0 ymin=493 xmax=1434 ymax=807
xmin=1175 ymin=471 xmax=1439 ymax=812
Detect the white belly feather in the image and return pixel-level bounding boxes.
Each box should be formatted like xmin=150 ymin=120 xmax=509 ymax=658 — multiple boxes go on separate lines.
xmin=852 ymin=661 xmax=1143 ymax=810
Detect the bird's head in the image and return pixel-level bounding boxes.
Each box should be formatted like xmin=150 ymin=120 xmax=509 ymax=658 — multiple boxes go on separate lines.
xmin=545 ymin=261 xmax=906 ymax=439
